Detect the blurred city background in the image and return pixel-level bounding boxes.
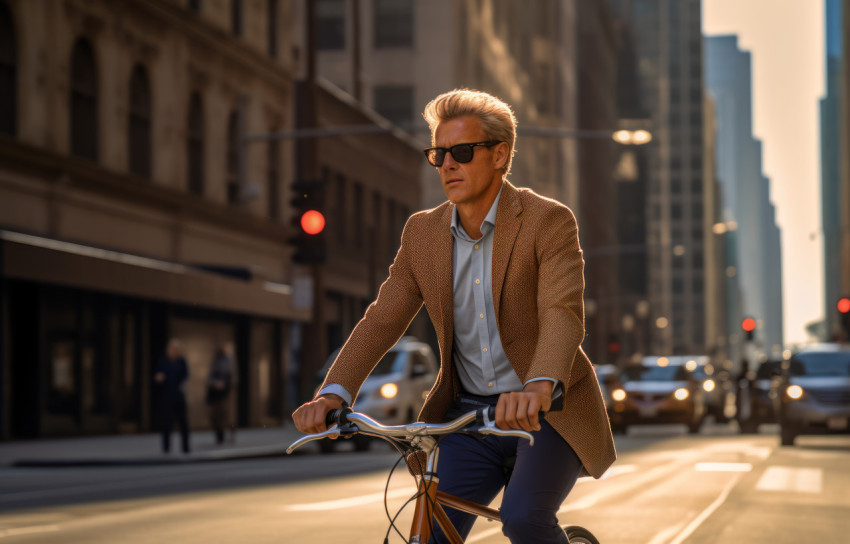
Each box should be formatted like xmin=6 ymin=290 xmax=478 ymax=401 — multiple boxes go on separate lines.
xmin=0 ymin=1 xmax=848 ymax=543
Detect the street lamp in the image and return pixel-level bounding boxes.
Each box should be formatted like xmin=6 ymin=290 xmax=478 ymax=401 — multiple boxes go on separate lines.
xmin=612 ymin=129 xmax=652 ymax=145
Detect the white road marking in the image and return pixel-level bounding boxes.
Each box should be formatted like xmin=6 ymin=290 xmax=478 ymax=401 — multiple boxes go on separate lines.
xmin=666 ymin=472 xmax=744 ymax=544
xmin=0 ymin=525 xmax=59 ymax=539
xmin=756 ymin=466 xmax=822 ymax=494
xmin=282 ymin=488 xmax=415 ymax=511
xmin=694 ymin=462 xmax=753 ymax=472
xmin=646 ymin=520 xmax=688 ymax=544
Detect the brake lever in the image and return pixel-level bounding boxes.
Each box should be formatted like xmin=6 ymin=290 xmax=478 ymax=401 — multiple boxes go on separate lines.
xmin=285 ymin=422 xmax=358 ymax=454
xmin=466 ymin=408 xmax=535 ymax=446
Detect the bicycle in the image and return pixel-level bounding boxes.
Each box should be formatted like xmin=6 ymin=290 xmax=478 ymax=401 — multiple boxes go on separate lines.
xmin=286 ymin=398 xmax=600 ymax=544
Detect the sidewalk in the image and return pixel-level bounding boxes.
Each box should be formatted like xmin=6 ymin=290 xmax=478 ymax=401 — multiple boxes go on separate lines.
xmin=0 ymin=425 xmax=315 ymax=468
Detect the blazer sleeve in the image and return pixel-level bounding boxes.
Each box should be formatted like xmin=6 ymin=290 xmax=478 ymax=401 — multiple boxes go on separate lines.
xmin=319 ymin=215 xmax=425 ymax=402
xmin=526 ymin=205 xmax=585 ymax=389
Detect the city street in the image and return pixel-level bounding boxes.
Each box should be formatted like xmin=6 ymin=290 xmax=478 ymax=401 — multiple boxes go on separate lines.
xmin=1 ymin=425 xmax=848 ymax=543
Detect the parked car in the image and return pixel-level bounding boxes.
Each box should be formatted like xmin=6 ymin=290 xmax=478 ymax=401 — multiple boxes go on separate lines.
xmin=314 ymin=336 xmax=438 ymax=452
xmin=608 ymin=357 xmax=706 ymax=434
xmin=594 ymin=364 xmax=621 ymax=408
xmin=778 ymin=343 xmax=850 ymax=446
xmin=737 ymin=359 xmax=783 ymax=433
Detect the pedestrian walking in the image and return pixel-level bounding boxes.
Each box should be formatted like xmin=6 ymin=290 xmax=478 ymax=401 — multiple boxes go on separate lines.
xmin=154 ymin=338 xmax=190 ymax=454
xmin=206 ymin=344 xmax=234 ymax=445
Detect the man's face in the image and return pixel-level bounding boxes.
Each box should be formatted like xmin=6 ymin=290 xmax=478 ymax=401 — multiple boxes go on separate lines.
xmin=433 ymin=115 xmax=506 ymax=206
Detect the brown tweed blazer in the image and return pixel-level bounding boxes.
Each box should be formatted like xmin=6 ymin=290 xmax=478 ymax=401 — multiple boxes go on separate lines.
xmin=321 ymin=181 xmax=616 ymax=478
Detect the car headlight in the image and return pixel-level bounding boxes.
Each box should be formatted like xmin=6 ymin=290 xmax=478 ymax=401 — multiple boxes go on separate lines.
xmin=785 ymin=384 xmax=804 ymax=400
xmin=380 ymin=383 xmax=399 ymax=399
xmin=612 ymin=388 xmax=627 ymax=402
xmin=674 ymin=388 xmax=690 ymax=401
xmin=703 ymin=379 xmax=716 ymax=393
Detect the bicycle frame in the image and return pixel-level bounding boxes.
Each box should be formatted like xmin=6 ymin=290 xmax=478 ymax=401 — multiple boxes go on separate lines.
xmin=406 ymin=438 xmax=501 ymax=543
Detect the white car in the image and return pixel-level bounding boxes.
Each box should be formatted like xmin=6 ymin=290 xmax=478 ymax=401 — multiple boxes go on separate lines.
xmin=316 ymin=336 xmax=438 ymax=452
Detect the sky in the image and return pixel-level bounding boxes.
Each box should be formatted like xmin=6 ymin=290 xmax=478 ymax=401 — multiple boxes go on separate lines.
xmin=703 ymin=0 xmax=826 ymax=346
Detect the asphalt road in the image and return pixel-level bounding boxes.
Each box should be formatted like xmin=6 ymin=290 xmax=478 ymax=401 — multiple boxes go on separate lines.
xmin=0 ymin=425 xmax=848 ymax=543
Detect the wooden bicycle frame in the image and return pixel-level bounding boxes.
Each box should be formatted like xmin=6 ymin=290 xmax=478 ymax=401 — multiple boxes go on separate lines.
xmin=406 ymin=447 xmax=502 ymax=543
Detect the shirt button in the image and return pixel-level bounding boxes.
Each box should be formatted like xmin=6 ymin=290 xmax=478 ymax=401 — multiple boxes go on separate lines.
xmin=474 ymin=244 xmax=479 ymax=249
xmin=479 ymin=313 xmax=484 ymax=319
xmin=488 ymin=382 xmax=494 ymax=387
xmin=483 ymin=348 xmax=488 ymax=353
xmin=475 ymin=279 xmax=481 ymax=285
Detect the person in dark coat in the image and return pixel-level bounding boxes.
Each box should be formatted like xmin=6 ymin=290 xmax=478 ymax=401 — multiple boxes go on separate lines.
xmin=206 ymin=344 xmax=233 ymax=445
xmin=154 ymin=339 xmax=190 ymax=454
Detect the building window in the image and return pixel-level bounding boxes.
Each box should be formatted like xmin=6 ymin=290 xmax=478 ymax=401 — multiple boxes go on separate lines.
xmin=227 ymin=109 xmax=240 ymax=204
xmin=374 ymin=85 xmax=413 ymax=131
xmin=267 ymin=139 xmax=279 ymax=219
xmin=268 ymin=0 xmax=278 ymax=58
xmin=335 ymin=173 xmax=346 ymax=245
xmin=353 ymin=182 xmax=363 ymax=248
xmin=316 ymin=0 xmax=345 ymax=50
xmin=187 ymin=92 xmax=204 ymax=196
xmin=128 ymin=64 xmax=152 ymax=178
xmin=374 ymin=0 xmax=413 ymax=48
xmin=231 ymin=0 xmax=243 ymax=36
xmin=70 ymin=38 xmax=98 ymax=160
xmin=0 ymin=1 xmax=16 ymax=136
xmin=188 ymin=0 xmax=201 ymax=12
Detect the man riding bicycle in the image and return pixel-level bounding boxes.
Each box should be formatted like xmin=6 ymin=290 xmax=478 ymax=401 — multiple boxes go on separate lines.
xmin=293 ymin=88 xmax=616 ymax=543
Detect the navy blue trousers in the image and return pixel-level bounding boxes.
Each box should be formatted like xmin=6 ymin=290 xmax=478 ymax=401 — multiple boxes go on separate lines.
xmin=429 ymin=396 xmax=583 ymax=544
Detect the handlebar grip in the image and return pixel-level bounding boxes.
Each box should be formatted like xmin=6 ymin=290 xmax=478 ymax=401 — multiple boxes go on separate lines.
xmin=483 ymin=406 xmax=549 ymax=424
xmin=325 ymin=408 xmax=350 ymax=427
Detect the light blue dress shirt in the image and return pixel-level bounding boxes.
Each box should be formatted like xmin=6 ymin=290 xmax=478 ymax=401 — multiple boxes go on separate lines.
xmin=319 ymin=185 xmax=552 ymax=405
xmin=450 ymin=186 xmax=554 ymax=396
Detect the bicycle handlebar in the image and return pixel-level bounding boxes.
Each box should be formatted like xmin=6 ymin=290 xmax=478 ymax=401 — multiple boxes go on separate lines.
xmin=286 ymin=385 xmax=564 ymax=455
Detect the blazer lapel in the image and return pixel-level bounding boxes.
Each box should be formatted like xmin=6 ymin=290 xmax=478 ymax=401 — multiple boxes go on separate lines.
xmin=492 ymin=182 xmax=523 ymax=320
xmin=434 ymin=204 xmax=455 ymax=354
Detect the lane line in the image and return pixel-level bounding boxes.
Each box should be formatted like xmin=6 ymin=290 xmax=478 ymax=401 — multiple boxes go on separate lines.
xmin=755 ymin=466 xmax=822 ymax=494
xmin=0 ymin=525 xmax=60 ymax=539
xmin=694 ymin=462 xmax=752 ymax=472
xmin=666 ymin=472 xmax=743 ymax=544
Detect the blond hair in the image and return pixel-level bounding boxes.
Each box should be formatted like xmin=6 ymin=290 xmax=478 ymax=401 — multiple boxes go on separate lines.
xmin=422 ymin=89 xmax=517 ymax=177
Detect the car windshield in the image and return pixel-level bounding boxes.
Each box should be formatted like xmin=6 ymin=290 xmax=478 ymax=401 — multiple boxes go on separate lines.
xmin=788 ymin=353 xmax=850 ymax=377
xmin=371 ymin=351 xmax=404 ymax=376
xmin=622 ymin=365 xmax=688 ymax=382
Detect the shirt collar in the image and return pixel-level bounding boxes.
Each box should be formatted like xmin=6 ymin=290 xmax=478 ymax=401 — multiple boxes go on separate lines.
xmin=450 ymin=183 xmax=504 ymax=240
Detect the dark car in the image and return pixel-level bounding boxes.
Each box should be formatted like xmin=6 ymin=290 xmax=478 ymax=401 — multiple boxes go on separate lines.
xmin=779 ymin=344 xmax=850 ymax=446
xmin=737 ymin=359 xmax=783 ymax=433
xmin=608 ymin=358 xmax=706 ymax=434
xmin=689 ymin=358 xmax=735 ymax=423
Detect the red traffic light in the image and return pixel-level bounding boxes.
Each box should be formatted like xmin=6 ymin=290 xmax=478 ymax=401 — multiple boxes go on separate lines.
xmin=741 ymin=318 xmax=756 ymax=332
xmin=300 ymin=210 xmax=325 ymax=235
xmin=838 ymin=297 xmax=850 ymax=314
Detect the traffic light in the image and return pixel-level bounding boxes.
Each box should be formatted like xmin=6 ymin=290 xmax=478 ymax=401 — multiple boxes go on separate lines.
xmin=289 ymin=179 xmax=326 ymax=265
xmin=838 ymin=297 xmax=850 ymax=340
xmin=741 ymin=317 xmax=756 ymax=341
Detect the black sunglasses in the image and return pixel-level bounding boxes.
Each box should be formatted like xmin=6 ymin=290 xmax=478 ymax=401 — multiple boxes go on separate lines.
xmin=423 ymin=140 xmax=502 ymax=167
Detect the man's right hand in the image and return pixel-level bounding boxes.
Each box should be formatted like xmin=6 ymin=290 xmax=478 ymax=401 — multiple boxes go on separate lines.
xmin=292 ymin=394 xmax=345 ymax=434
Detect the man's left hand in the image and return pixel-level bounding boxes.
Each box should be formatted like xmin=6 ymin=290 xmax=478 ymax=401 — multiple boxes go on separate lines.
xmin=495 ymin=381 xmax=553 ymax=432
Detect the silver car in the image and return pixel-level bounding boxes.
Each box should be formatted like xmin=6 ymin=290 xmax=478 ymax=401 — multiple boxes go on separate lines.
xmin=316 ymin=336 xmax=438 ymax=452
xmin=779 ymin=343 xmax=850 ymax=446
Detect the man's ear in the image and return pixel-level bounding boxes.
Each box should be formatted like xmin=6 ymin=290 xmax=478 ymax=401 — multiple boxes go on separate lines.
xmin=493 ymin=142 xmax=509 ymax=171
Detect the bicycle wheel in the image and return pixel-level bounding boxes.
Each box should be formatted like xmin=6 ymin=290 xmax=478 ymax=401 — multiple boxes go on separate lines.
xmin=566 ymin=525 xmax=600 ymax=544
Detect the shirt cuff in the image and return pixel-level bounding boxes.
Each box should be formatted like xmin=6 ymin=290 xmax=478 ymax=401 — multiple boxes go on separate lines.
xmin=523 ymin=377 xmax=558 ymax=396
xmin=317 ymin=384 xmax=353 ymax=406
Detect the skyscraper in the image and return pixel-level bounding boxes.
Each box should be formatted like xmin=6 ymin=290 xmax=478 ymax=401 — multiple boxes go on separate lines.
xmin=706 ymin=35 xmax=784 ymax=355
xmin=615 ymin=0 xmax=709 ymax=355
